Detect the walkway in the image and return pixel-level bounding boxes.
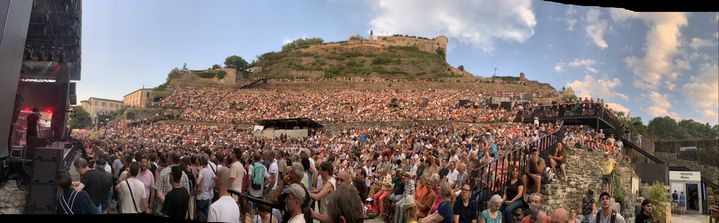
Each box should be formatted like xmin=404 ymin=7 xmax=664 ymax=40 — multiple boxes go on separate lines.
xmin=671 ymin=214 xmax=710 ymax=223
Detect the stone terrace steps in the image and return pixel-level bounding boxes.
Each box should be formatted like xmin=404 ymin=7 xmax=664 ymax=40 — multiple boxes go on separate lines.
xmin=542 ymin=145 xmax=636 ymax=215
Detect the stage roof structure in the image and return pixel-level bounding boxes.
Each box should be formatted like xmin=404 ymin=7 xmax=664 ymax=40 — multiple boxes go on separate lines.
xmin=255 ymin=118 xmax=323 ymax=130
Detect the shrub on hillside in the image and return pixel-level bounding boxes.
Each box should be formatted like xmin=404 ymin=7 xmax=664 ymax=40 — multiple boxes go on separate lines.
xmin=372 ymin=55 xmax=398 ymax=65
xmin=216 ymin=71 xmax=227 ymax=79
xmin=198 ymin=72 xmax=216 ymax=78
xmin=282 ymin=38 xmax=324 ymax=51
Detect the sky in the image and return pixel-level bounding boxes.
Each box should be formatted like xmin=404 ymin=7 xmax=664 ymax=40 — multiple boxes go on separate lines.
xmin=79 ymin=0 xmax=719 ymax=125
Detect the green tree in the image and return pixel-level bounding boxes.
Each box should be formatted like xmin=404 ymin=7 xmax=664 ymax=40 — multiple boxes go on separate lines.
xmin=626 ymin=116 xmax=648 ymax=138
xmin=458 ymin=65 xmax=464 ymax=71
xmin=211 ymin=64 xmax=221 ymax=70
xmin=225 ymin=55 xmax=249 ymax=78
xmin=282 ymin=38 xmax=324 ymax=51
xmin=642 ymin=183 xmax=669 ymax=221
xmin=70 ymin=106 xmax=92 ymax=129
xmin=154 ymin=68 xmax=181 ymax=91
xmin=648 ymin=116 xmax=678 ymax=140
xmin=648 ymin=116 xmax=718 ymax=140
xmin=436 ymin=48 xmax=446 ymax=60
xmin=224 ymin=55 xmax=249 ymax=69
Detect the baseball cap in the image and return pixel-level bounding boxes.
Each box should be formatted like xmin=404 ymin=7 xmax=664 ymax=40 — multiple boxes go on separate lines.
xmin=281 ymin=183 xmax=307 ymax=203
xmin=710 ymin=205 xmax=718 ymax=212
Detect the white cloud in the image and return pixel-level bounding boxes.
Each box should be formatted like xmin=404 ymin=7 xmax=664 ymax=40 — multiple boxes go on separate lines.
xmin=682 ymin=63 xmax=719 ymax=124
xmin=675 ymin=59 xmax=691 ymax=70
xmin=567 ymin=58 xmax=598 ymax=73
xmin=567 ymin=75 xmax=628 ymax=101
xmin=282 ymin=35 xmax=310 ymax=45
xmin=585 ymin=9 xmax=609 ymax=49
xmin=606 ymin=103 xmax=630 ymax=114
xmin=564 ymin=7 xmax=577 ymax=31
xmin=611 ymin=10 xmax=688 ymax=90
xmin=689 ymin=37 xmax=718 ymax=49
xmin=645 ymin=91 xmax=682 ymax=119
xmin=585 ymin=67 xmax=598 ymax=74
xmin=554 ymin=62 xmax=565 ymax=73
xmin=368 ymin=0 xmax=536 ymax=52
xmin=569 ymin=58 xmax=597 ymax=67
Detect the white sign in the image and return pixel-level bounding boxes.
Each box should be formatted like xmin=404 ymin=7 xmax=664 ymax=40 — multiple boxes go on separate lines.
xmin=669 ymin=171 xmax=701 ymax=182
xmin=679 ymin=146 xmax=697 ymax=152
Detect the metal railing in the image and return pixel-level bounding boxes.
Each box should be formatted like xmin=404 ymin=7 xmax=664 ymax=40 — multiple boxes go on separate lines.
xmin=471 ymin=121 xmax=564 ymax=196
xmin=229 ymin=190 xmax=282 ymax=223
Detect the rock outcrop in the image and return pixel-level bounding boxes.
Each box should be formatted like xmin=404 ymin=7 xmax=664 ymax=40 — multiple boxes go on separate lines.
xmin=543 ymin=146 xmax=639 ymax=221
xmin=0 ymin=180 xmax=27 ymax=214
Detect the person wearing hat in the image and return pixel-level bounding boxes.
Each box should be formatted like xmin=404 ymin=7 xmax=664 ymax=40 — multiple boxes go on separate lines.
xmin=590 ymin=192 xmax=626 ymax=223
xmin=709 ymin=205 xmax=719 ymax=223
xmin=635 ymin=199 xmax=653 ymax=223
xmin=282 ymin=183 xmax=309 ymax=223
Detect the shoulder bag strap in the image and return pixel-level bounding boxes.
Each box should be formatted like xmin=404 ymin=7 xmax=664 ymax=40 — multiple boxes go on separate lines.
xmin=126 ymin=180 xmax=140 ymax=213
xmin=59 ymin=191 xmax=75 ymax=215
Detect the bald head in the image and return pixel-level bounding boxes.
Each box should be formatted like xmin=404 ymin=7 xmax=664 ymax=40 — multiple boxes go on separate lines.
xmin=536 ymin=211 xmax=550 ymax=223
xmin=337 ymin=170 xmax=351 ymax=187
xmin=214 ymin=166 xmax=231 ymax=190
xmin=551 ymin=208 xmax=569 ymax=223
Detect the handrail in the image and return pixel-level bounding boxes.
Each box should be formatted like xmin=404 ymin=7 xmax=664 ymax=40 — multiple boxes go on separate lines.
xmin=620 ymin=137 xmax=665 ymax=164
xmin=471 ymin=121 xmax=564 ymax=195
xmin=229 ymin=189 xmax=282 ymax=223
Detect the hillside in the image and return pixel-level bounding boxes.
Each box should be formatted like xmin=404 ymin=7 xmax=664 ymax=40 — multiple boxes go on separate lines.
xmin=255 ymin=37 xmax=471 ymax=79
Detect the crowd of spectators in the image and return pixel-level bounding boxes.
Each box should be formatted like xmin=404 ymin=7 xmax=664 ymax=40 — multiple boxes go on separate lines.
xmin=158 ymin=87 xmax=531 ymax=124
xmin=64 ymin=83 xmax=641 ymax=223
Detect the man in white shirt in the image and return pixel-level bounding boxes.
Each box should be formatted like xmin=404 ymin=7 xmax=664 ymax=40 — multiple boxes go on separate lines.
xmin=445 ymin=161 xmax=459 ymax=188
xmin=590 ymin=192 xmax=626 ymax=223
xmin=229 ymin=148 xmax=245 ymax=196
xmin=196 ymin=154 xmax=215 ymax=217
xmin=269 ymin=151 xmax=279 ymax=190
xmin=208 ymin=166 xmax=240 ymax=223
xmin=115 ymin=162 xmax=146 ymax=214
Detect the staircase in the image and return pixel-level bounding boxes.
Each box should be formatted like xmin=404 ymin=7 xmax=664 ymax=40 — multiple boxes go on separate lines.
xmin=239 ymin=77 xmax=267 ymax=89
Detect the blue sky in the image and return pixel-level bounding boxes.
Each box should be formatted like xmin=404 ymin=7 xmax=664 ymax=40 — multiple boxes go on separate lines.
xmin=79 ymin=0 xmax=719 ymax=125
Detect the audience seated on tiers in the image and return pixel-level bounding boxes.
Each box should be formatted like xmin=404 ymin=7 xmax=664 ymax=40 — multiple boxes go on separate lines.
xmin=69 ymin=85 xmax=634 ymax=223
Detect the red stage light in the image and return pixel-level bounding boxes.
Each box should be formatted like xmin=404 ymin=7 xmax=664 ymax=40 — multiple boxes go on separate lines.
xmin=44 ymin=107 xmax=53 ymax=115
xmin=22 ymin=107 xmax=30 ymax=113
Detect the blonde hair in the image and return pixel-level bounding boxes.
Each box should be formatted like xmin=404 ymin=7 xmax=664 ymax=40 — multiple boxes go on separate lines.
xmin=439 ymin=182 xmax=453 ymax=201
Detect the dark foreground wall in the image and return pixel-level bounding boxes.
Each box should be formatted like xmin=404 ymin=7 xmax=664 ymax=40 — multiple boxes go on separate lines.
xmin=634 ymin=163 xmax=669 ymax=184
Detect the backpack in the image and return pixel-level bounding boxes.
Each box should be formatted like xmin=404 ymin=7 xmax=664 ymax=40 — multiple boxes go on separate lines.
xmin=252 ymin=163 xmax=266 ymax=190
xmin=595 ymin=210 xmax=617 ymax=223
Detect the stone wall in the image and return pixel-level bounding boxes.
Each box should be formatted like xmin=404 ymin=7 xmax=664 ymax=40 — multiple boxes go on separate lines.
xmin=0 ymin=180 xmax=27 ymax=214
xmin=320 ymin=35 xmax=448 ymax=58
xmin=653 ymin=139 xmax=719 ymax=167
xmin=654 ymin=152 xmax=719 ymax=185
xmin=654 ymin=139 xmax=718 ymax=153
xmin=543 ymin=146 xmax=638 ymax=221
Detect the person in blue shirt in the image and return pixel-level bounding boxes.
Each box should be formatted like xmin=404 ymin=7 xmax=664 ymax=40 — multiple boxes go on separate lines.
xmin=480 ymin=195 xmax=503 ymax=223
xmin=56 ymin=170 xmax=98 ymax=214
